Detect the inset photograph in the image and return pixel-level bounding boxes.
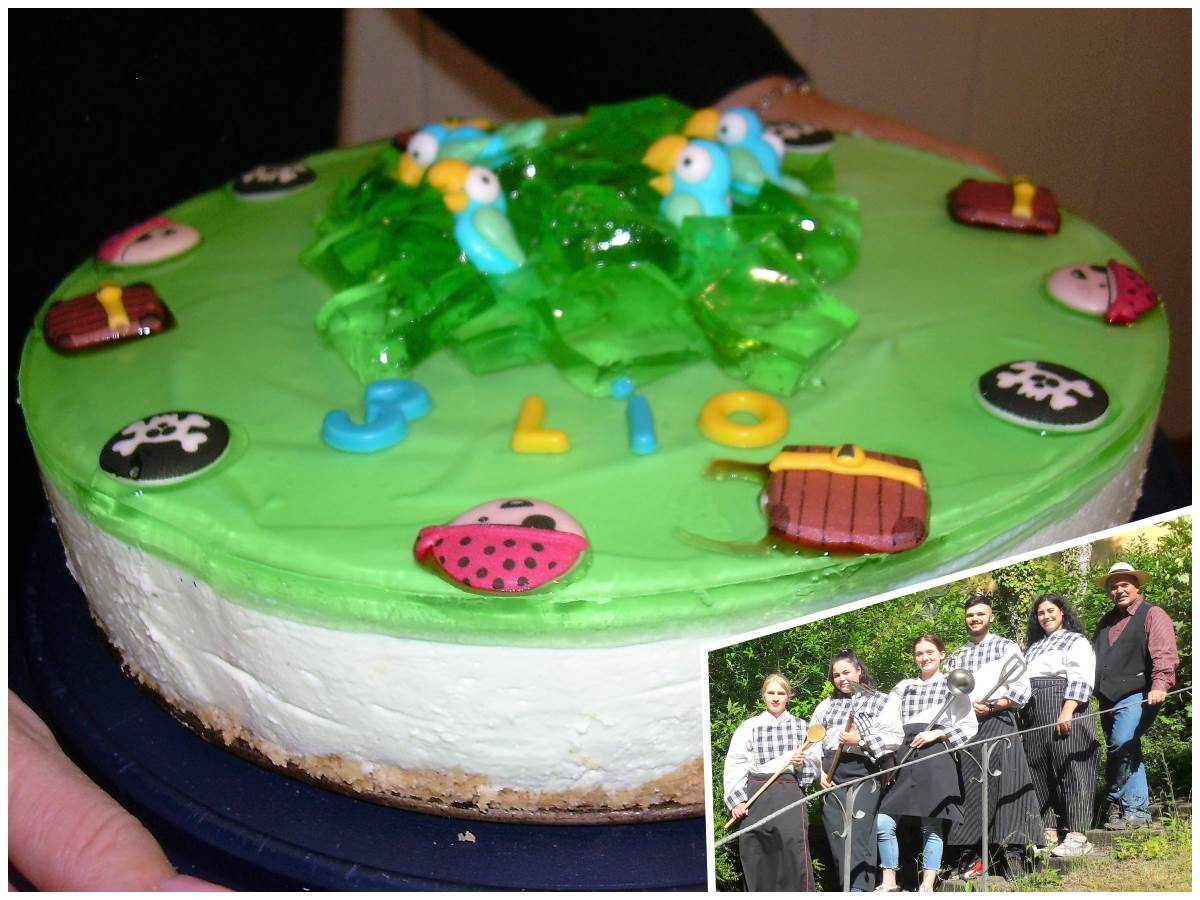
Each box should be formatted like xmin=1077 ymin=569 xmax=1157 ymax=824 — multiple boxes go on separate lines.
xmin=708 ymin=512 xmax=1191 ymax=892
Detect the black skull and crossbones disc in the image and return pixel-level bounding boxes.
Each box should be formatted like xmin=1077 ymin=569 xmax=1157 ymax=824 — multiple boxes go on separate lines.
xmin=99 ymin=411 xmax=231 ymax=483
xmin=977 ymin=361 xmax=1109 ymax=432
xmin=233 ymin=163 xmax=316 ymax=198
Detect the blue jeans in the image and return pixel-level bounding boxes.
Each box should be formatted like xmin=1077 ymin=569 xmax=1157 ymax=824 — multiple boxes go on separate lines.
xmin=1099 ymin=692 xmax=1159 ymax=816
xmin=876 ymin=813 xmax=943 ymax=871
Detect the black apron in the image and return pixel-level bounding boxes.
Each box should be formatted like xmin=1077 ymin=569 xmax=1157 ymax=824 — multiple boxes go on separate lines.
xmin=737 ymin=771 xmax=814 ymax=891
xmin=946 ymin=709 xmax=1043 ymax=848
xmin=878 ymin=722 xmax=965 ymax=823
xmin=821 ymin=748 xmax=883 ymax=892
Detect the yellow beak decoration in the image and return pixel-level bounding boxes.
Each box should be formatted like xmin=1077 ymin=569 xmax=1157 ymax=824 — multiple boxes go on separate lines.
xmin=683 ymin=107 xmax=720 ymax=140
xmin=426 ymin=159 xmax=471 ymax=213
xmin=642 ymin=134 xmax=688 ymax=196
xmin=398 ymin=153 xmax=426 ymax=187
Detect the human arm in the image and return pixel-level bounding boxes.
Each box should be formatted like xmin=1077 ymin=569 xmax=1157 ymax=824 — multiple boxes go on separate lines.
xmin=8 ymin=691 xmax=227 ymax=891
xmin=916 ymin=690 xmax=978 ymax=750
xmin=722 ymin=719 xmax=755 ymax=811
xmin=1062 ymin=633 xmax=1096 ymax=705
xmin=1056 ymin=698 xmax=1080 ymax=736
xmin=855 ymin=691 xmax=904 ymax=761
xmin=1146 ymin=606 xmax=1179 ymax=701
xmin=716 ymin=75 xmax=1006 ymax=174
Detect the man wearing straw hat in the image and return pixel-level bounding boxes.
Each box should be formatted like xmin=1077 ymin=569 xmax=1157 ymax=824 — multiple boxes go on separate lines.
xmin=1092 ymin=562 xmax=1179 ymax=830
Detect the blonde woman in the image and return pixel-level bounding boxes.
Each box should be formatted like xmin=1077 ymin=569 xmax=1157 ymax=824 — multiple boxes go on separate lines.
xmin=723 ymin=673 xmax=818 ymax=890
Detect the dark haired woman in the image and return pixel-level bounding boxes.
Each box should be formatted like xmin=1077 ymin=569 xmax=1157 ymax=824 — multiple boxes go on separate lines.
xmin=810 ymin=650 xmax=903 ymax=891
xmin=1021 ymin=593 xmax=1099 ymax=858
xmin=877 ymin=634 xmax=977 ymax=892
xmin=723 ymin=673 xmax=818 ymax=890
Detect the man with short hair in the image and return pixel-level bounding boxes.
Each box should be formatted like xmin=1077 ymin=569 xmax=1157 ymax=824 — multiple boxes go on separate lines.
xmin=945 ymin=595 xmax=1043 ymax=879
xmin=1092 ymin=562 xmax=1180 ymax=830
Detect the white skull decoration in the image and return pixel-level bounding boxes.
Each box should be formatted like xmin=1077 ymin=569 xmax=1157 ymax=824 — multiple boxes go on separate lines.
xmin=994 ymin=361 xmax=1094 ymax=411
xmin=111 ymin=413 xmax=212 ymax=457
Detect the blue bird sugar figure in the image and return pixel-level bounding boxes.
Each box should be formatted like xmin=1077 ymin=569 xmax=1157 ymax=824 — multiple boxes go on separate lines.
xmin=685 ymin=105 xmax=785 ymax=198
xmin=398 ymin=121 xmax=490 ymax=186
xmin=642 ymin=135 xmax=733 ymax=228
xmin=426 ymin=159 xmax=525 ymax=276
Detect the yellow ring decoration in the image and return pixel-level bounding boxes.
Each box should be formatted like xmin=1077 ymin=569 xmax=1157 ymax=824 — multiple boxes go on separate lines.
xmin=698 ymin=390 xmax=788 ymax=448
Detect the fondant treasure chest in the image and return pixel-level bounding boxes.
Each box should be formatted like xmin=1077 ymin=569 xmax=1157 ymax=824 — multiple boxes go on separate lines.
xmin=43 ymin=282 xmax=173 ymax=352
xmin=948 ymin=177 xmax=1060 ymax=235
xmin=765 ymin=444 xmax=928 ymax=553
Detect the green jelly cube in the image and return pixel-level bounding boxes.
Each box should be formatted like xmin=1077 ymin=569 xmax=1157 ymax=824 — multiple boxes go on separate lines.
xmin=541 ymin=264 xmax=707 ymax=396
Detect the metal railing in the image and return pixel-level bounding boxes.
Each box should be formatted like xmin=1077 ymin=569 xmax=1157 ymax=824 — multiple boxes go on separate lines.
xmin=715 ymin=685 xmax=1192 ymax=892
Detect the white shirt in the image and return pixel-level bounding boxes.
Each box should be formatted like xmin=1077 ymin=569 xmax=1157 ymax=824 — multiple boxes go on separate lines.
xmin=1024 ymin=627 xmax=1096 ymax=702
xmin=722 ymin=709 xmax=817 ymax=808
xmin=945 ymin=633 xmax=1032 ymax=708
xmin=809 ymin=693 xmax=904 ymax=762
xmin=886 ymin=673 xmax=979 ymax=749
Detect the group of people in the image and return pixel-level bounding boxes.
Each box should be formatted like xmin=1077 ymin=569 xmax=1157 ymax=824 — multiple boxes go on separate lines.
xmin=722 ymin=562 xmax=1180 ymax=892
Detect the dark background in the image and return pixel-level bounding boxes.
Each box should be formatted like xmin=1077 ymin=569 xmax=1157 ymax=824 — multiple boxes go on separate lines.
xmin=10 ymin=11 xmax=344 ymax=689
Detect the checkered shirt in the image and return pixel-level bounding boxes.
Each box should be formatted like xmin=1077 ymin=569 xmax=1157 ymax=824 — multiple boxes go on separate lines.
xmin=1025 ymin=628 xmax=1095 ymax=703
xmin=722 ymin=710 xmax=818 ymax=809
xmin=889 ymin=675 xmax=976 ymax=749
xmin=811 ymin=690 xmax=898 ymax=761
xmin=946 ymin=633 xmax=1031 ymax=706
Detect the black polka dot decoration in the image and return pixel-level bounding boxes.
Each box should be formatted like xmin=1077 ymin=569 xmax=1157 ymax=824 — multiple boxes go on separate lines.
xmin=99 ymin=412 xmax=230 ymax=484
xmin=233 ymin=162 xmax=316 ymax=198
xmin=977 ymin=361 xmax=1109 ymax=432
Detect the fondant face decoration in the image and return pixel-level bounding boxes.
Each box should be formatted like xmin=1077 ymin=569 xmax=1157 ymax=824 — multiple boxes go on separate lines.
xmin=1046 ymin=264 xmax=1110 ymax=315
xmin=1045 ymin=260 xmax=1159 ymax=324
xmin=99 ymin=412 xmax=231 ymax=484
xmin=96 ymin=217 xmax=200 ymax=266
xmin=978 ymin=361 xmax=1109 ymax=431
xmin=413 ymin=499 xmax=589 ymax=594
xmin=233 ymin=163 xmax=316 ymax=198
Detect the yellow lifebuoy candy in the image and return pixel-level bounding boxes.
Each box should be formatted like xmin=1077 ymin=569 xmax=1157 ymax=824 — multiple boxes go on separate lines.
xmin=698 ymin=390 xmax=788 ymax=448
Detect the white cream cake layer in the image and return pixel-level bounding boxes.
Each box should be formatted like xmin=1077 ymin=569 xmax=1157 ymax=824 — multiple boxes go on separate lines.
xmin=47 ymin=481 xmax=702 ymax=808
xmin=43 ymin=420 xmax=1149 ymax=810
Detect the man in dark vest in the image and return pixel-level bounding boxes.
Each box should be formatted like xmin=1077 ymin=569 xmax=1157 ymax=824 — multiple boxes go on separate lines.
xmin=1092 ymin=562 xmax=1179 ymax=830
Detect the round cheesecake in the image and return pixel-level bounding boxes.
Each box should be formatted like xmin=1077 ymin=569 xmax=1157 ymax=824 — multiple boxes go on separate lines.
xmin=19 ymin=113 xmax=1167 ymax=817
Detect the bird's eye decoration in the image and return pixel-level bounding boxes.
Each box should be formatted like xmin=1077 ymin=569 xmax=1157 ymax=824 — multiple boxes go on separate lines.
xmin=674 ymin=145 xmax=713 ymax=185
xmin=717 ymin=112 xmax=748 ymax=144
xmin=406 ymin=132 xmax=439 ymax=166
xmin=466 ymin=166 xmax=502 ymax=204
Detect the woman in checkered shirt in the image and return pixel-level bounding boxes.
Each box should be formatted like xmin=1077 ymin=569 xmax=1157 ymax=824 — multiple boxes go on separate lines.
xmin=1020 ymin=593 xmax=1100 ymax=858
xmin=723 ymin=673 xmax=819 ymax=890
xmin=810 ymin=650 xmax=903 ymax=891
xmin=876 ymin=634 xmax=978 ymax=892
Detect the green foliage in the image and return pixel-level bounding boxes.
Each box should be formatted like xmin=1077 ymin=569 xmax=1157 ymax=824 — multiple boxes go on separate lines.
xmin=709 ymin=516 xmax=1191 ymax=890
xmin=1113 ymin=830 xmax=1170 ymax=860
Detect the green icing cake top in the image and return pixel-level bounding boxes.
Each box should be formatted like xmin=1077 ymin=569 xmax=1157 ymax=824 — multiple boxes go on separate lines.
xmin=20 ymin=115 xmax=1168 ymax=648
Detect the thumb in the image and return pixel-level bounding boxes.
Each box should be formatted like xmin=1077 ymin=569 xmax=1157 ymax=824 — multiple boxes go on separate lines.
xmin=8 ymin=691 xmax=229 ymax=891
